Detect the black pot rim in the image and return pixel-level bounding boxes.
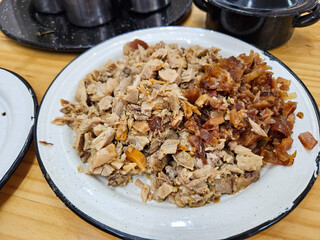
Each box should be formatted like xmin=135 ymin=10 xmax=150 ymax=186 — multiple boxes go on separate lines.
xmin=207 ymin=0 xmax=318 ymax=17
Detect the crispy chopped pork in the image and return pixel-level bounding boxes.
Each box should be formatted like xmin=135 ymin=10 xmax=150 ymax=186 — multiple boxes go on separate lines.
xmin=53 ymin=39 xmax=309 ymax=208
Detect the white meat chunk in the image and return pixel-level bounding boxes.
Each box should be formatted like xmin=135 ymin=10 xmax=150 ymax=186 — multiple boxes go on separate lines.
xmin=206 ymin=152 xmax=220 ymax=168
xmin=159 ymin=139 xmax=179 ymax=156
xmin=123 ymin=86 xmax=139 ymax=103
xmin=114 ymin=76 xmax=133 ymax=97
xmin=181 ymin=68 xmax=196 ymax=83
xmin=78 ymin=117 xmax=102 ymax=134
xmin=156 ymin=183 xmax=174 ymax=199
xmin=178 ymin=130 xmax=192 ymax=151
xmin=141 ymin=101 xmax=153 ymax=115
xmin=51 ymin=116 xmax=74 ymax=125
xmin=88 ymin=82 xmax=108 ymax=102
xmin=103 ymin=113 xmax=120 ymax=126
xmin=228 ymin=141 xmax=238 ymax=151
xmin=127 ymin=135 xmax=150 ymax=151
xmin=221 ymin=164 xmax=244 ymax=174
xmin=168 ymin=94 xmax=180 ymax=114
xmin=89 ymin=165 xmax=103 ymax=175
xmin=137 ymin=44 xmax=148 ymax=62
xmin=151 ymin=48 xmax=168 ymax=59
xmin=132 ymin=121 xmax=150 ymax=135
xmin=83 ymin=132 xmax=93 ymax=151
xmin=248 ymin=118 xmax=268 ymax=137
xmin=101 ymin=164 xmax=115 ymax=177
xmin=73 ymin=132 xmax=84 ymax=154
xmin=193 ymin=168 xmax=218 ymax=179
xmin=234 ymin=145 xmax=263 ymax=171
xmin=100 ymin=60 xmax=117 ymax=76
xmin=110 ymin=160 xmax=124 ymax=170
xmin=173 ymin=151 xmax=194 ymax=170
xmin=93 ymin=124 xmax=107 ymax=136
xmin=158 ymin=69 xmax=180 ymax=84
xmin=75 ymin=80 xmax=87 ymax=106
xmin=98 ymin=95 xmax=113 ymax=113
xmin=113 ymin=97 xmax=126 ymax=117
xmin=141 ymin=59 xmax=163 ymax=79
xmin=105 ymin=77 xmax=119 ymax=96
xmin=121 ymin=162 xmax=137 ymax=174
xmin=128 ymin=104 xmax=149 ymax=121
xmin=152 ymin=97 xmax=169 ymax=110
xmin=91 ymin=127 xmax=116 ymax=150
xmin=135 ymin=179 xmax=144 ymax=189
xmin=214 ymin=178 xmax=232 ymax=194
xmin=141 ymin=184 xmax=151 ymax=203
xmin=167 ymin=53 xmax=181 ymax=68
xmin=220 ymin=150 xmax=234 ymax=164
xmin=131 ymin=74 xmax=142 ymax=89
xmin=91 ymin=143 xmax=118 ymax=169
xmin=147 ymin=152 xmax=169 ymax=172
xmin=171 ymin=111 xmax=183 ymax=129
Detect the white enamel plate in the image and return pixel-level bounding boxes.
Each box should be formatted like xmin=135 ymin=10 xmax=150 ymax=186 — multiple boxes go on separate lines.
xmin=0 ymin=68 xmax=37 ymax=189
xmin=35 ymin=27 xmax=320 ymax=240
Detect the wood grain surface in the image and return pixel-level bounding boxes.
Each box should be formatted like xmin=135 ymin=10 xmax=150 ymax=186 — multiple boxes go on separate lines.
xmin=1 ymin=3 xmax=320 ymax=240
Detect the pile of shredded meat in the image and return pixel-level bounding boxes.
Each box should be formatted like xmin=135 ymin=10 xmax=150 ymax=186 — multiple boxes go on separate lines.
xmin=52 ymin=39 xmax=317 ymax=208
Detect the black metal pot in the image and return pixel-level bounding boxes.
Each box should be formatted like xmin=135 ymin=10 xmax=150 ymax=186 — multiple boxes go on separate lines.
xmin=193 ymin=0 xmax=320 ymax=50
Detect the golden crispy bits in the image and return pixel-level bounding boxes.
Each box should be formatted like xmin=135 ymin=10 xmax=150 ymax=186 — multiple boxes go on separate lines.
xmin=125 ymin=146 xmax=147 ymax=171
xmin=298 ymin=132 xmax=318 ymax=150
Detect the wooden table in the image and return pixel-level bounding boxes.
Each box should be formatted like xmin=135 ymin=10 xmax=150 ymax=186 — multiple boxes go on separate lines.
xmin=1 ymin=4 xmax=320 ymax=240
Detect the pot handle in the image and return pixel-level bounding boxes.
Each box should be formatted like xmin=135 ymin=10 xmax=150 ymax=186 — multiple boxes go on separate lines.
xmin=293 ymin=3 xmax=320 ymax=27
xmin=193 ymin=0 xmax=209 ymax=12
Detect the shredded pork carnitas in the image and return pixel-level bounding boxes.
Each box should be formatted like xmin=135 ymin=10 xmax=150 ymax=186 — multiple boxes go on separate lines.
xmin=53 ymin=39 xmax=305 ymax=207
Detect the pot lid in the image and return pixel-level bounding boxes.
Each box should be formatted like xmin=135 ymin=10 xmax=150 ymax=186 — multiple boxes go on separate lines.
xmin=208 ymin=0 xmax=318 ymax=16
